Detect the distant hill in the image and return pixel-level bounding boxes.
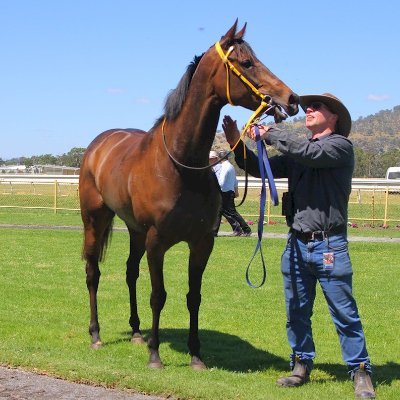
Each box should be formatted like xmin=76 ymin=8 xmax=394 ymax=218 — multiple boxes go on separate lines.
xmin=351 ymin=105 xmax=400 ymax=152
xmin=214 ymin=105 xmax=400 ymax=154
xmin=212 ymin=105 xmax=400 ymax=178
xmin=4 ymin=105 xmax=399 ymax=177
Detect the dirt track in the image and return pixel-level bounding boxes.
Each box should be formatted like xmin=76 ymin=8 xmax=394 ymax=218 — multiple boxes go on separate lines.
xmin=0 ymin=366 xmax=166 ymax=400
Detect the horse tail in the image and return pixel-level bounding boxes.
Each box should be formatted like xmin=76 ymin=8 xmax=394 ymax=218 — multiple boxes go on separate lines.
xmin=99 ymin=218 xmax=114 ymax=262
xmin=81 ymin=214 xmax=115 ymax=263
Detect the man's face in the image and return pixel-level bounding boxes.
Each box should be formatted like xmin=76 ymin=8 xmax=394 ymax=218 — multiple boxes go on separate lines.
xmin=305 ymin=102 xmax=338 ymax=134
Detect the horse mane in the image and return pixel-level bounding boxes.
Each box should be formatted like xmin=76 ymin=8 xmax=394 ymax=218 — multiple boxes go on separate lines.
xmin=154 ymin=54 xmax=204 ymax=126
xmin=153 ymin=40 xmax=256 ymax=127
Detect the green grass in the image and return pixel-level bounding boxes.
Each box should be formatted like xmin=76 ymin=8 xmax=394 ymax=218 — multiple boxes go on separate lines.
xmin=1 ymin=208 xmax=400 ymax=238
xmin=2 ymin=183 xmax=400 ymax=236
xmin=0 ymin=227 xmax=399 ymax=399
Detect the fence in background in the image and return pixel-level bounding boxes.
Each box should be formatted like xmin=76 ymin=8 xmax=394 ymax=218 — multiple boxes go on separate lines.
xmin=0 ymin=175 xmax=80 ymax=212
xmin=1 ymin=175 xmax=400 ymax=227
xmin=237 ymin=177 xmax=400 ymax=227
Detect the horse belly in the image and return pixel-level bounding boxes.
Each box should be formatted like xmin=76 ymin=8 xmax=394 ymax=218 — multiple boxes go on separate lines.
xmin=158 ymin=189 xmax=220 ymax=239
xmin=99 ymin=185 xmax=144 ymax=232
xmin=115 ymin=208 xmax=144 ymax=232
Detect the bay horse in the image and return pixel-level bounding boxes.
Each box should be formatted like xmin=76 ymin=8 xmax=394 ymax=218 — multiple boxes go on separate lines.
xmin=79 ymin=20 xmax=299 ymax=369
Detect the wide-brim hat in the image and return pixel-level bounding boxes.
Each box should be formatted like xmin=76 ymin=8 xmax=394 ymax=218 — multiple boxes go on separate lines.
xmin=299 ymin=93 xmax=352 ymax=137
xmin=209 ymin=150 xmax=218 ymax=158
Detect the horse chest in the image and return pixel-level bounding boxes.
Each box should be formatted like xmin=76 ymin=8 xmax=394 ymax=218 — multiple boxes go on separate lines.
xmin=166 ymin=189 xmax=219 ymax=223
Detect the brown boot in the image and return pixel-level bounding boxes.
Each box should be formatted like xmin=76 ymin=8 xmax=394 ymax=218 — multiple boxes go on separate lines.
xmin=276 ymin=360 xmax=310 ymax=387
xmin=353 ymin=364 xmax=375 ymax=398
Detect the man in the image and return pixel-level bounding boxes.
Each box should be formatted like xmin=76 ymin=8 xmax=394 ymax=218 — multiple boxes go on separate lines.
xmin=222 ymin=93 xmax=375 ymax=398
xmin=209 ymin=150 xmax=252 ymax=237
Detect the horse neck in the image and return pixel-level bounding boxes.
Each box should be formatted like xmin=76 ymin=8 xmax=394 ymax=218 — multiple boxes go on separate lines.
xmin=164 ymin=101 xmax=220 ymax=166
xmin=163 ymin=91 xmax=222 ymax=167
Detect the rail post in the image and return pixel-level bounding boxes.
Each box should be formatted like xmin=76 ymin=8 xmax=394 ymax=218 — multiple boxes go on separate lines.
xmin=383 ymin=187 xmax=389 ymax=227
xmin=371 ymin=190 xmax=375 ymax=228
xmin=54 ymin=180 xmax=58 ymax=214
xmin=266 ymin=187 xmax=271 ymax=224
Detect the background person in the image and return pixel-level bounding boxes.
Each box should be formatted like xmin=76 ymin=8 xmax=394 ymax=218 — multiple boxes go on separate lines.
xmin=222 ymin=93 xmax=375 ymax=399
xmin=209 ymin=150 xmax=252 ymax=237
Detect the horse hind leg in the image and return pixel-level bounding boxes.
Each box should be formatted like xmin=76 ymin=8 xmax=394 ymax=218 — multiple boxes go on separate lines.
xmin=126 ymin=229 xmax=146 ymax=344
xmin=82 ymin=205 xmax=115 ymax=349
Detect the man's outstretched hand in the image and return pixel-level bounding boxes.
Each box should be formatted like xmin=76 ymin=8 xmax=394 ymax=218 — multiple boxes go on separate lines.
xmin=222 ymin=115 xmax=240 ymax=146
xmin=222 ymin=115 xmax=272 ymax=145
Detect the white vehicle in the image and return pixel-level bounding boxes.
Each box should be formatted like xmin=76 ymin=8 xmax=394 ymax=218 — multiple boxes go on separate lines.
xmin=385 ymin=167 xmax=400 ymax=180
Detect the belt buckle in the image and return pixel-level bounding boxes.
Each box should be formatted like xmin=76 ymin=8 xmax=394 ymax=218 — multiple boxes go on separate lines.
xmin=311 ymin=231 xmax=325 ymax=241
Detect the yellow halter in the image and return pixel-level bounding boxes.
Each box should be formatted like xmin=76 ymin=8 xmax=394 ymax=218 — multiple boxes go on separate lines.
xmin=162 ymin=41 xmax=278 ymax=169
xmin=214 ymin=41 xmax=274 ymax=152
xmin=214 ymin=41 xmax=269 ymax=106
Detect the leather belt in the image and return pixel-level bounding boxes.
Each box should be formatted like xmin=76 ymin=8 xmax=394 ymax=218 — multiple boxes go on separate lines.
xmin=290 ymin=228 xmax=344 ymax=243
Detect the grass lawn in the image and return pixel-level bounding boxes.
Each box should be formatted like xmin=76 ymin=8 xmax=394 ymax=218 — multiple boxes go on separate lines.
xmin=0 ymin=227 xmax=399 ymax=399
xmin=1 ymin=209 xmax=400 ymax=239
xmin=1 ymin=182 xmax=400 ymax=238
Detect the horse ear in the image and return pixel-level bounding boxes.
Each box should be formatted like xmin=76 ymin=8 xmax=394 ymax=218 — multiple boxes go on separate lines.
xmin=234 ymin=22 xmax=247 ymax=40
xmin=220 ymin=19 xmax=238 ymax=47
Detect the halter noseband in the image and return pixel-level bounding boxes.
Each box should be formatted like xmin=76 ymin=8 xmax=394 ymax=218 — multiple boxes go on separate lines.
xmin=213 ymin=41 xmax=276 ymax=153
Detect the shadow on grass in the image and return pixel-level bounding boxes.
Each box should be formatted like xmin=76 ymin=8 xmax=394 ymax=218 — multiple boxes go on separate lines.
xmin=115 ymin=328 xmax=287 ymax=372
xmin=313 ymin=361 xmax=400 ymax=386
xmin=111 ymin=328 xmax=400 ymax=386
xmin=164 ymin=328 xmax=288 ymax=372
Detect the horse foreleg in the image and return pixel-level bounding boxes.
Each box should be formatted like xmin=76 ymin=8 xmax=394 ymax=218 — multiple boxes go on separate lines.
xmin=145 ymin=228 xmax=167 ymax=369
xmin=187 ymin=234 xmax=214 ymax=369
xmin=126 ymin=229 xmax=146 ymax=344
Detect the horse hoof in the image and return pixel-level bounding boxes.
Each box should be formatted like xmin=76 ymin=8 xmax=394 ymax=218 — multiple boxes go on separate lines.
xmin=148 ymin=361 xmax=164 ymax=369
xmin=90 ymin=341 xmax=102 ymax=349
xmin=190 ymin=356 xmax=207 ymax=370
xmin=148 ymin=351 xmax=163 ymax=369
xmin=131 ymin=333 xmax=146 ymax=345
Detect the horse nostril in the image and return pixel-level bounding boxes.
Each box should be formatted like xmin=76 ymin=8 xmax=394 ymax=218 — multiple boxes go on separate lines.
xmin=288 ymin=93 xmax=300 ymax=115
xmin=289 ymin=93 xmax=300 ymax=107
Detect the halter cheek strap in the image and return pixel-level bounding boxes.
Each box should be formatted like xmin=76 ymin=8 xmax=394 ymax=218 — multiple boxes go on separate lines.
xmin=214 ymin=41 xmax=270 ymax=107
xmin=214 ymin=41 xmax=275 ymax=153
xmin=215 ymin=43 xmax=235 ymax=106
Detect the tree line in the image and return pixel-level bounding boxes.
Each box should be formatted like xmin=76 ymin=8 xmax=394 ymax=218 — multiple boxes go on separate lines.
xmin=2 ymin=105 xmax=400 ymax=178
xmin=213 ymin=104 xmax=400 ymax=178
xmin=1 ymin=147 xmax=86 ymax=169
xmin=353 ymin=147 xmax=400 ymax=178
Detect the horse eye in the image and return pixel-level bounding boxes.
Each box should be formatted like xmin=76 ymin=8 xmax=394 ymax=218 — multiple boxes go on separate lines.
xmin=241 ymin=59 xmax=252 ymax=69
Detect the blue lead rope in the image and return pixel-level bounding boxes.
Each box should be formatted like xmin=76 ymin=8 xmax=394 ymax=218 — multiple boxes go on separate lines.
xmin=245 ymin=126 xmax=279 ymax=288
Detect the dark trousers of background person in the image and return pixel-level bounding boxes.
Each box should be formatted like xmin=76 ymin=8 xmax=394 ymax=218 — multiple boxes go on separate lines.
xmin=214 ymin=190 xmax=251 ymax=236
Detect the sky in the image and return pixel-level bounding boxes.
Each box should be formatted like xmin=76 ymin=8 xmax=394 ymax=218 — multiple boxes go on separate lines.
xmin=1 ymin=0 xmax=399 ymax=160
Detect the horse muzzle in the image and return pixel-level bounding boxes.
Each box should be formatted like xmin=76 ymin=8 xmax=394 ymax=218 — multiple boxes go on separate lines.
xmin=265 ymin=93 xmax=299 ymax=123
xmin=285 ymin=93 xmax=300 ymax=117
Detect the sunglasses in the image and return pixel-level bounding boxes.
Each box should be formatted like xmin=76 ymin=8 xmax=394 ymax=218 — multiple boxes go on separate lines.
xmin=306 ymin=101 xmax=324 ymax=111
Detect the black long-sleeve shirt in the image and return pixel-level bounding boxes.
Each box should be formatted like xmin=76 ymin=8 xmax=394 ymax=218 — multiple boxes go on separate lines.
xmin=232 ymin=128 xmax=354 ymax=234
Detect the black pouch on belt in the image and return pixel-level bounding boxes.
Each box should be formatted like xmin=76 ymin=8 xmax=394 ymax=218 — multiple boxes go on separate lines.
xmin=282 ymin=191 xmax=293 ymax=217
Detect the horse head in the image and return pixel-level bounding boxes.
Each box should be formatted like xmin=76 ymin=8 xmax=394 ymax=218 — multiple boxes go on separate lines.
xmin=212 ymin=20 xmax=299 ymax=122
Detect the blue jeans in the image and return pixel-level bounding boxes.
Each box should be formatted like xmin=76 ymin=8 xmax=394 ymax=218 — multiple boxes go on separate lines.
xmin=281 ymin=232 xmax=371 ymax=376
